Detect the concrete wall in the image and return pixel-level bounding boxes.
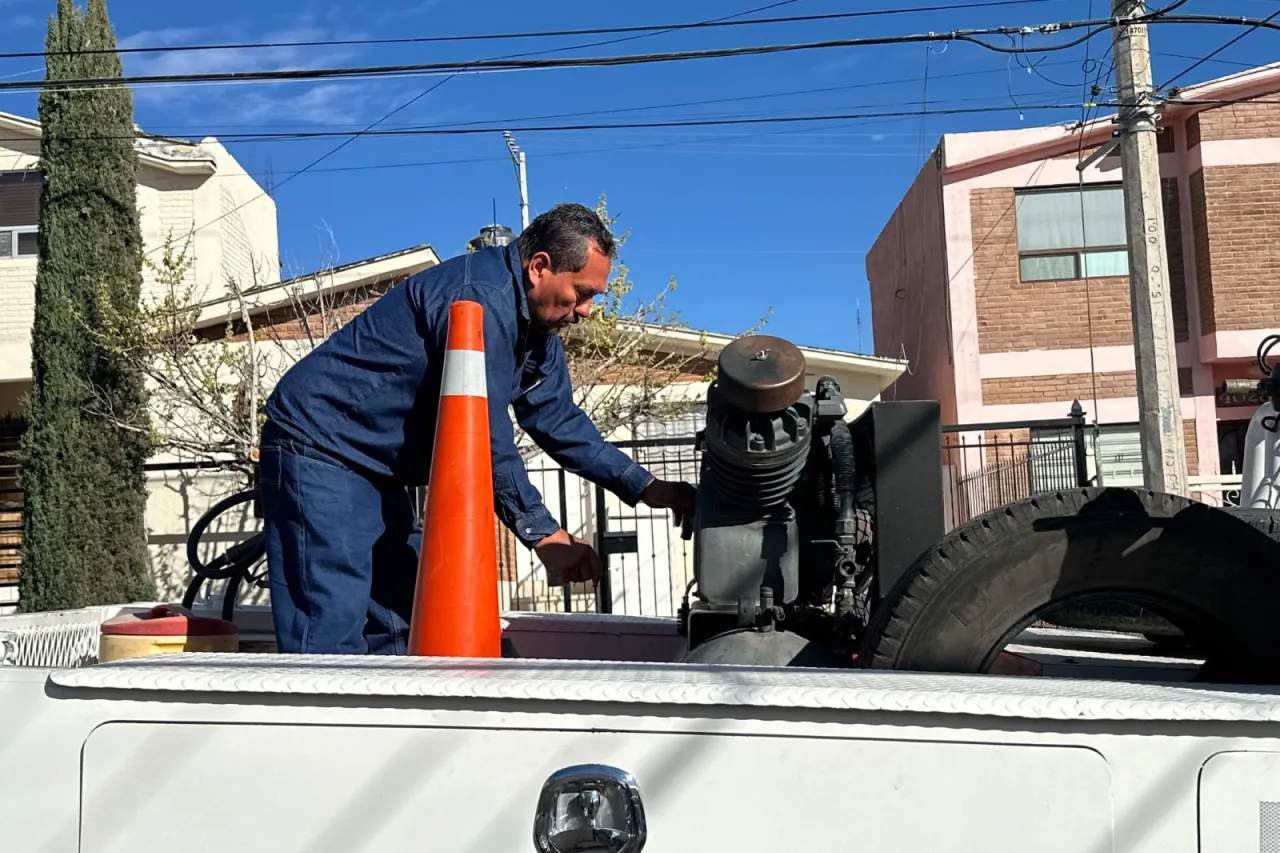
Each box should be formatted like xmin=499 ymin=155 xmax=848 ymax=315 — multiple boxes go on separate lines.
xmin=864 ymin=151 xmax=957 ymax=425
xmin=0 ymin=133 xmax=40 ymax=382
xmin=0 ymin=257 xmax=36 ymax=380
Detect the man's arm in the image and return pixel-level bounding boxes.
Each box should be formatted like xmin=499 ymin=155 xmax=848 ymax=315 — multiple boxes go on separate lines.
xmin=512 ymin=332 xmax=655 ymax=506
xmin=431 ymin=284 xmax=562 ymax=550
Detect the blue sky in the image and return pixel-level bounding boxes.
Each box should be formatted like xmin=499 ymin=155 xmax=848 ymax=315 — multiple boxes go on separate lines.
xmin=0 ymin=0 xmax=1276 ymax=351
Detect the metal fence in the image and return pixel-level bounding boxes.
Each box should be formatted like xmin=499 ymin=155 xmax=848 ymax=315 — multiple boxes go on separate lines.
xmin=451 ymin=437 xmax=703 ymax=617
xmin=412 ymin=436 xmax=702 ymax=618
xmin=941 ymin=405 xmax=1089 ymax=530
xmin=0 ymin=424 xmax=704 ymax=619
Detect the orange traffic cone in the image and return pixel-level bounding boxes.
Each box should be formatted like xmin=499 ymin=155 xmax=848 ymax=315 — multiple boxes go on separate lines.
xmin=407 ymin=300 xmax=502 ymax=658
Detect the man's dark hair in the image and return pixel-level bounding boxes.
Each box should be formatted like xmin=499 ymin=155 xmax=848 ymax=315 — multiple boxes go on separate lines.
xmin=518 ymin=202 xmax=617 ymax=273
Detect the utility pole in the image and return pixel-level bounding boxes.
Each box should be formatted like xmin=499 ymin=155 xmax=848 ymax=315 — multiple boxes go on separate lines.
xmin=503 ymin=130 xmax=529 ymax=231
xmin=1110 ymin=0 xmax=1188 ymax=496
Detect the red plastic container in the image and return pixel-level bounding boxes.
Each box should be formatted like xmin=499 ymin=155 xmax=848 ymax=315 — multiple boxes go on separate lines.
xmin=98 ymin=605 xmax=238 ymax=662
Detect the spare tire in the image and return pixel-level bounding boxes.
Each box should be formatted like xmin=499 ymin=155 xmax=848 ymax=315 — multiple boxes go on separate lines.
xmin=857 ymin=488 xmax=1280 ymax=684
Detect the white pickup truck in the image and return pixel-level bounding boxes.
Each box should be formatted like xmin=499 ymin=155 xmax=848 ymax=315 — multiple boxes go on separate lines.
xmin=1 ymin=601 xmax=1278 ymax=853
xmin=7 ymin=333 xmax=1280 ymax=852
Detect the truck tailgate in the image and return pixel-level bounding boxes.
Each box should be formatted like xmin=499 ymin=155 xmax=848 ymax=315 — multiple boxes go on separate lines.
xmin=9 ymin=652 xmax=1280 ymax=851
xmin=81 ymin=719 xmax=1110 ymax=852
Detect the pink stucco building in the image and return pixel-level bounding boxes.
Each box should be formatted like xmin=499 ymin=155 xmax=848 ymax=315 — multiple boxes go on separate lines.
xmin=866 ymin=62 xmax=1280 ymax=494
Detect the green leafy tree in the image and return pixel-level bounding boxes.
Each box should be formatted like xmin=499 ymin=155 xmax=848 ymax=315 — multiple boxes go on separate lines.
xmin=18 ymin=0 xmax=155 ymax=610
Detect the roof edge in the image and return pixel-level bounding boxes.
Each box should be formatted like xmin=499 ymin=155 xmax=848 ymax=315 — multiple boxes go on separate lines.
xmin=942 ymin=61 xmax=1280 ymax=174
xmin=193 ymin=243 xmax=443 ymax=329
xmin=0 ymin=111 xmax=217 ymax=176
xmin=600 ymin=322 xmax=908 ymax=377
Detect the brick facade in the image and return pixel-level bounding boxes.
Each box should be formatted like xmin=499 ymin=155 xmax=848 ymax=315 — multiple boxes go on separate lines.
xmin=981 ymin=368 xmax=1194 ymax=405
xmin=0 ymin=258 xmax=36 ymax=359
xmin=969 ymin=182 xmax=1189 ymax=355
xmin=870 ymin=81 xmax=1280 ymax=500
xmin=1189 ymin=99 xmax=1280 ymax=144
xmin=1184 ymin=418 xmax=1198 ymax=477
xmin=1189 ymin=164 xmax=1280 ymax=335
xmin=1163 ymin=177 xmax=1189 ymax=340
xmin=197 ymin=282 xmax=392 ymax=344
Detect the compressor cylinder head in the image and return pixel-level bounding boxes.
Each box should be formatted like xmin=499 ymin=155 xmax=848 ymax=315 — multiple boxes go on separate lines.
xmin=702 ymin=336 xmax=813 ymax=511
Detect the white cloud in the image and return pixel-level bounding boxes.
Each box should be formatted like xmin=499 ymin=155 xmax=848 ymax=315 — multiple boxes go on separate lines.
xmin=375 ymin=0 xmax=440 ymax=25
xmin=123 ymin=26 xmax=354 ymax=79
xmin=0 ymin=0 xmax=40 ymax=25
xmin=235 ymin=82 xmax=369 ymax=126
xmin=812 ymin=53 xmax=864 ymax=77
xmin=118 ymin=22 xmax=374 ymax=129
xmin=118 ymin=26 xmax=209 ymax=50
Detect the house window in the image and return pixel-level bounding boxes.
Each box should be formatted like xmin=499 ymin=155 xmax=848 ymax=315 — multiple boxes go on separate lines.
xmin=0 ymin=228 xmax=37 ymax=259
xmin=1014 ymin=184 xmax=1129 ymax=282
xmin=1031 ymin=423 xmax=1142 ymax=487
xmin=633 ymin=405 xmax=707 ymax=443
xmin=0 ymin=171 xmax=41 ymax=260
xmin=633 ymin=404 xmax=706 ymax=478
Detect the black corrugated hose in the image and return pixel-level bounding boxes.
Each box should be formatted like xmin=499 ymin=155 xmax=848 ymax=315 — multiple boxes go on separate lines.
xmin=181 ymin=488 xmax=265 ymax=623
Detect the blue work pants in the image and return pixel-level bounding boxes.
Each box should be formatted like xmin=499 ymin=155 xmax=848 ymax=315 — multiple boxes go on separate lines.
xmin=259 ymin=428 xmax=421 ymax=655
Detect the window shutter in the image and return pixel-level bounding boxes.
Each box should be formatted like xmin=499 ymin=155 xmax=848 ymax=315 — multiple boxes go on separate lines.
xmin=0 ymin=172 xmax=42 ymax=228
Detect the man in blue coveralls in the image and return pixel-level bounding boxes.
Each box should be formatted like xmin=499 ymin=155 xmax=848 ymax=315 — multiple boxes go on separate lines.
xmin=258 ymin=203 xmax=697 ymax=655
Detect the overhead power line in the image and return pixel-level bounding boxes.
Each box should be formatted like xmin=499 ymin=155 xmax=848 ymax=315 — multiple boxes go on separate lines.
xmin=22 ymin=0 xmax=1054 ymax=60
xmin=153 ymin=96 xmax=1280 ymax=141
xmin=7 ymin=8 xmax=1252 ymax=94
xmin=140 ymin=0 xmax=803 ymax=255
xmin=0 ymin=101 xmax=1200 ymax=147
xmin=1158 ymin=7 xmax=1280 ymax=92
xmin=117 ymin=50 xmax=1253 ymax=136
xmin=14 ymin=90 xmax=1278 ymax=149
xmin=6 ymin=104 xmax=1094 ymax=148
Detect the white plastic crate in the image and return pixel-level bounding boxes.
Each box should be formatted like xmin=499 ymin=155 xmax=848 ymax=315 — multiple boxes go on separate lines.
xmin=0 ymin=602 xmax=161 ymax=669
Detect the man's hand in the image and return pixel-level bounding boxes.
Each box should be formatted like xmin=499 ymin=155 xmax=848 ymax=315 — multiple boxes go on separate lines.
xmin=641 ymin=478 xmax=697 ymax=540
xmin=535 ymin=528 xmax=604 ymax=585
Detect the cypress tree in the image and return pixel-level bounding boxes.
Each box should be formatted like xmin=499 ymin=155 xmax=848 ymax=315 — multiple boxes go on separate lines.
xmin=19 ymin=0 xmax=155 ymax=610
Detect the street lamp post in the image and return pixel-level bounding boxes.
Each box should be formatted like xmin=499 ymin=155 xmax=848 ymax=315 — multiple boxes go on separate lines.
xmin=503 ymin=130 xmax=529 ymax=231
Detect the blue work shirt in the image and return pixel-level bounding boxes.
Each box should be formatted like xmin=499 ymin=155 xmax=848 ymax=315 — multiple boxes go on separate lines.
xmin=262 ymin=242 xmax=655 ymax=547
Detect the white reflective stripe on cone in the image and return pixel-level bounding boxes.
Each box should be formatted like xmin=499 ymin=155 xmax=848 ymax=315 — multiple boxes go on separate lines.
xmin=441 ymin=349 xmax=488 ymax=398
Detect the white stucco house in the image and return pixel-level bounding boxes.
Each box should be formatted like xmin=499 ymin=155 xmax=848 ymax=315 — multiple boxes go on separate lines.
xmin=0 ymin=111 xmax=280 ymax=395
xmin=0 ymin=112 xmax=281 ymax=612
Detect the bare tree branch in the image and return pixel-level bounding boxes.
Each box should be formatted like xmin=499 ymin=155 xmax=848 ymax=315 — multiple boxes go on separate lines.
xmin=77 ymin=203 xmax=771 ymax=478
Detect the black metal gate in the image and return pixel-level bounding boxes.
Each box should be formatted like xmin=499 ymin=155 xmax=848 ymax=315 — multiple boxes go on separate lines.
xmin=488 ymin=436 xmax=702 ymax=617
xmin=941 ymin=403 xmax=1090 ymax=529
